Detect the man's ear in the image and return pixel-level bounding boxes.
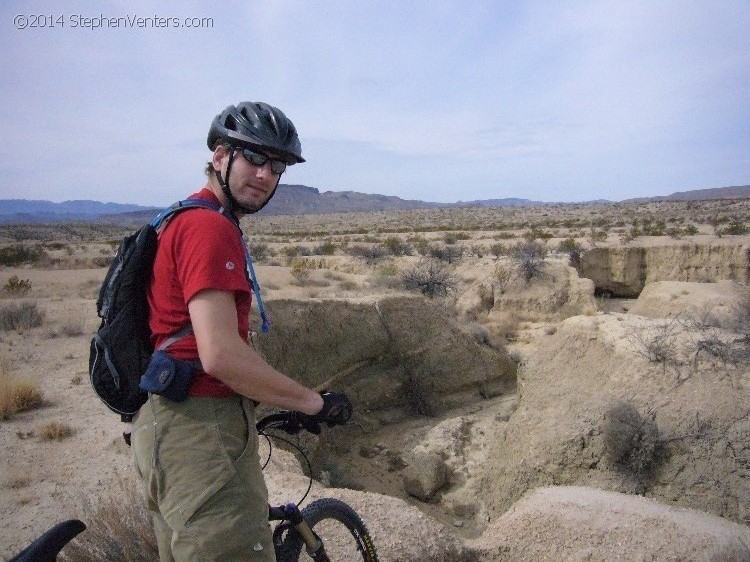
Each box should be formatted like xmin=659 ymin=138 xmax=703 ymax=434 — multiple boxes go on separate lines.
xmin=212 ymin=145 xmax=230 ymax=173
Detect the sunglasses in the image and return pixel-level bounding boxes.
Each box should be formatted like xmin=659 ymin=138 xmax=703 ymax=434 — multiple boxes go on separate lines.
xmin=239 ymin=148 xmax=287 ymax=175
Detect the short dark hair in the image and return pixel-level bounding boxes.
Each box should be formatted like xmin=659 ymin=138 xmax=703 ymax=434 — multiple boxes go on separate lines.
xmin=204 ymin=142 xmax=232 ymax=177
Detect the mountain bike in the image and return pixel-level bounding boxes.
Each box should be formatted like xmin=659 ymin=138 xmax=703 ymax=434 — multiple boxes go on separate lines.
xmin=10 ymin=410 xmax=378 ymax=562
xmin=259 ymin=410 xmax=379 ymax=561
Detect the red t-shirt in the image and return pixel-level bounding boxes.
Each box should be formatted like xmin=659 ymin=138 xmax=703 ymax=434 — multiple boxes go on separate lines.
xmin=148 ymin=188 xmax=251 ymax=397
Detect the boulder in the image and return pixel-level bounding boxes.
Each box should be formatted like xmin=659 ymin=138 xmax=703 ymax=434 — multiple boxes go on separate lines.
xmin=403 ymin=451 xmax=449 ymax=501
xmin=470 ymin=486 xmax=750 ymax=561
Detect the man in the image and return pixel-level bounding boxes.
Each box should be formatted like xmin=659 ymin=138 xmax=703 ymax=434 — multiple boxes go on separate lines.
xmin=132 ymin=102 xmax=351 ymax=561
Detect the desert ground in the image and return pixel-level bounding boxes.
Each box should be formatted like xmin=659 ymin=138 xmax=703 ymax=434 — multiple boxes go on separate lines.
xmin=1 ymin=198 xmax=749 ymax=560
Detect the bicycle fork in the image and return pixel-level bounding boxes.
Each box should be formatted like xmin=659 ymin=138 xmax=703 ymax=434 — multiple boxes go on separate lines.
xmin=270 ymin=503 xmax=330 ymax=562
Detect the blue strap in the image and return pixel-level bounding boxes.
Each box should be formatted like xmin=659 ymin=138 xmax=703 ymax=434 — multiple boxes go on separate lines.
xmin=151 ymin=199 xmax=271 ymax=333
xmin=243 ymin=245 xmax=270 ymax=333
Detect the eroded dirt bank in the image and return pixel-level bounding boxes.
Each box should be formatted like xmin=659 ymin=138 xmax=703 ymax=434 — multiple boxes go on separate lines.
xmin=2 ymin=268 xmax=750 ymax=560
xmin=579 ymin=240 xmax=750 ymax=297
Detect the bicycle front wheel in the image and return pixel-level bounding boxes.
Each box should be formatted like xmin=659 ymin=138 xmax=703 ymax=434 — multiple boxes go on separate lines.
xmin=278 ymin=498 xmax=378 ymax=561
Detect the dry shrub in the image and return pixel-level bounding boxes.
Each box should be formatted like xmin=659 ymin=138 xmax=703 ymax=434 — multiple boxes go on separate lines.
xmin=289 ymin=260 xmax=311 ymax=284
xmin=2 ymin=275 xmax=32 ymax=297
xmin=247 ymin=241 xmax=273 ymax=262
xmin=477 ymin=283 xmax=495 ymax=313
xmin=5 ymin=471 xmax=31 ymax=489
xmin=348 ymin=243 xmax=387 ymax=264
xmin=429 ymin=244 xmax=463 ymax=263
xmin=0 ymin=301 xmax=45 ymax=331
xmin=338 ymin=280 xmax=360 ymax=291
xmin=404 ymin=371 xmax=436 ymax=417
xmin=60 ymin=477 xmax=158 ymax=562
xmin=626 ymin=316 xmax=682 ymax=368
xmin=39 ymin=421 xmax=75 ymax=441
xmin=60 ymin=318 xmax=85 ymax=337
xmin=511 ymin=241 xmax=548 ymax=282
xmin=48 ymin=317 xmax=86 ymax=339
xmin=0 ymin=359 xmax=44 ymax=420
xmin=401 ymin=258 xmax=457 ymax=298
xmin=494 ymin=263 xmax=514 ymax=293
xmin=604 ymin=400 xmax=659 ymax=476
xmin=381 ymin=236 xmax=412 ymax=256
xmin=493 ymin=312 xmax=521 ymax=343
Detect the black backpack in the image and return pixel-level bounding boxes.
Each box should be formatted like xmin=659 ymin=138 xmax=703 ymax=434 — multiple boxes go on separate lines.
xmin=89 ymin=199 xmax=229 ymax=422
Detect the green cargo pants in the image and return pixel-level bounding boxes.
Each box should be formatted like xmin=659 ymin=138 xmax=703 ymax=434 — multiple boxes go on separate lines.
xmin=132 ymin=394 xmax=275 ymax=562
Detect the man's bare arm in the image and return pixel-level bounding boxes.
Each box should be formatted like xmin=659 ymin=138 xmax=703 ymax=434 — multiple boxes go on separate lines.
xmin=188 ymin=289 xmax=323 ymax=415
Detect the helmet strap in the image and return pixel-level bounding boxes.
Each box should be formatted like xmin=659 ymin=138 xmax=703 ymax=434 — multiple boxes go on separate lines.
xmin=217 ymin=145 xmax=281 ymax=215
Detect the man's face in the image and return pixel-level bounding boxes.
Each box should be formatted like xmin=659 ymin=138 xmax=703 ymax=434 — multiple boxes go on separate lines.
xmin=213 ymin=146 xmax=282 ymax=212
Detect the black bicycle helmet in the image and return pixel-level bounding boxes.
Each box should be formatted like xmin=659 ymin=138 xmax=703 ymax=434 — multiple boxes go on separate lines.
xmin=208 ymin=102 xmax=305 ymax=164
xmin=207 ymin=102 xmax=304 ymax=214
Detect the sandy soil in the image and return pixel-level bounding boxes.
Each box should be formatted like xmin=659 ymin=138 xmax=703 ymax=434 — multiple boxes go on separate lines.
xmin=2 ymin=230 xmax=750 ymax=560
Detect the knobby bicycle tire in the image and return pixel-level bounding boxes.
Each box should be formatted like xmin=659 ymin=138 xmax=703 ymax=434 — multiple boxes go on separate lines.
xmin=277 ymin=498 xmax=378 ymax=562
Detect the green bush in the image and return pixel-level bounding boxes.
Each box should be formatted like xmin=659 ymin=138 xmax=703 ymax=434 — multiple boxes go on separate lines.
xmin=557 ymin=237 xmax=581 ymax=254
xmin=247 ymin=241 xmax=273 ymax=262
xmin=312 ymin=241 xmax=337 ymax=256
xmin=489 ymin=243 xmax=508 ymax=258
xmin=717 ymin=221 xmax=748 ymax=236
xmin=429 ymin=244 xmax=463 ymax=264
xmin=0 ymin=245 xmax=44 ymax=266
xmin=347 ymin=244 xmax=387 ymax=264
xmin=381 ymin=236 xmax=412 ymax=256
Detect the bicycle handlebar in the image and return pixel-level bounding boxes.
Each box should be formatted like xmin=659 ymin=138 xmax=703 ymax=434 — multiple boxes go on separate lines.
xmin=256 ymin=410 xmax=346 ymax=436
xmin=10 ymin=519 xmax=86 ymax=562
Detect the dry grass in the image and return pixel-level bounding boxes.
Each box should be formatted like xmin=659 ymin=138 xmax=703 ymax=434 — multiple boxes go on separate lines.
xmin=0 ymin=301 xmax=45 ymax=332
xmin=4 ymin=470 xmax=31 ymax=490
xmin=38 ymin=421 xmax=74 ymax=441
xmin=60 ymin=477 xmax=158 ymax=562
xmin=0 ymin=358 xmax=44 ymax=420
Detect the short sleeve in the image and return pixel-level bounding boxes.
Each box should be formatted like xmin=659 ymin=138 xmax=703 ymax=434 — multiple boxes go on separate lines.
xmin=166 ymin=209 xmax=250 ymax=303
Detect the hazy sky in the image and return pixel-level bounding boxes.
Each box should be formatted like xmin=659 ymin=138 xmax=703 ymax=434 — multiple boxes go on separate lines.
xmin=1 ymin=0 xmax=748 ymax=205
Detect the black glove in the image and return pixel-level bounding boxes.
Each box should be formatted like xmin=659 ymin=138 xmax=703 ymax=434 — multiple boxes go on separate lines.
xmin=308 ymin=391 xmax=353 ymax=427
xmin=281 ymin=411 xmax=322 ymax=435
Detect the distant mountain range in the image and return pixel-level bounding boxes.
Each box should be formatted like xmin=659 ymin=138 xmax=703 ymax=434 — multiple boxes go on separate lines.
xmin=621 ymin=185 xmax=750 ymax=203
xmin=0 ymin=184 xmax=748 ymax=224
xmin=0 ymin=199 xmax=154 ymax=223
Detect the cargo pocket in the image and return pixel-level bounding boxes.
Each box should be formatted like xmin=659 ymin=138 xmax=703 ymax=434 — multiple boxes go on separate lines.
xmin=168 ymin=424 xmax=237 ymax=526
xmin=177 ymin=464 xmax=235 ymax=526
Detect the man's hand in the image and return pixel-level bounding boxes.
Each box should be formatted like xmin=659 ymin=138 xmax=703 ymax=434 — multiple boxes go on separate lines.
xmin=308 ymin=391 xmax=353 ymax=427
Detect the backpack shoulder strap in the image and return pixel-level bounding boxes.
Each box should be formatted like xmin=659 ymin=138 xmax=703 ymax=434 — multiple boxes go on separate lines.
xmin=149 ymin=198 xmax=271 ymax=334
xmin=150 ymin=198 xmax=235 ymax=230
